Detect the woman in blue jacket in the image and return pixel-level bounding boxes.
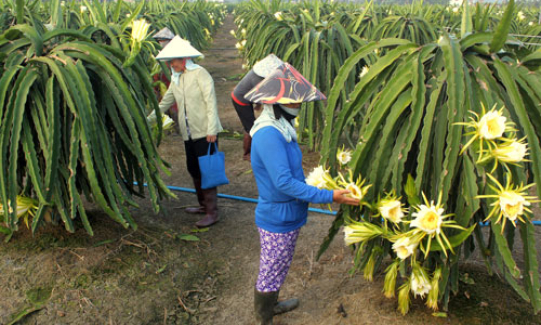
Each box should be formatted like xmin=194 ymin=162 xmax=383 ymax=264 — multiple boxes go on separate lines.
xmin=245 ymin=63 xmax=359 ymax=324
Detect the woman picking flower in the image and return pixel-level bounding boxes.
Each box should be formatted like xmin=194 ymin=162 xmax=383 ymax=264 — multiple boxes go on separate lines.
xmin=244 ymin=63 xmax=360 ymax=324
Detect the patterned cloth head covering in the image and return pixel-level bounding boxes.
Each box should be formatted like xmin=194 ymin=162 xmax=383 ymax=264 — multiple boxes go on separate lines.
xmin=153 ymin=27 xmax=175 ymax=40
xmin=244 ymin=63 xmax=326 ymax=104
xmin=156 ymin=36 xmax=203 ymax=60
xmin=252 ymin=54 xmax=284 ymax=78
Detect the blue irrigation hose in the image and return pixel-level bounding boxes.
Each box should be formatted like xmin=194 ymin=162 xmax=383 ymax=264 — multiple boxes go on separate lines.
xmin=137 ymin=183 xmax=541 ymax=226
xmin=162 ymin=185 xmax=336 ymax=216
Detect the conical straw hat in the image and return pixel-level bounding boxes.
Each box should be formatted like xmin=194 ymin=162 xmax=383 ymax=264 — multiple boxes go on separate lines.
xmin=244 ymin=63 xmax=326 ymax=104
xmin=156 ymin=36 xmax=203 ymax=60
xmin=153 ymin=27 xmax=175 ymax=40
xmin=252 ymin=54 xmax=284 ymax=78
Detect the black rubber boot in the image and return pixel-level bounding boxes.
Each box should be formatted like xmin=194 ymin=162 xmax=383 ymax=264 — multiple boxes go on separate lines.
xmin=274 ymin=294 xmax=299 ymax=315
xmin=254 ymin=288 xmax=278 ymax=325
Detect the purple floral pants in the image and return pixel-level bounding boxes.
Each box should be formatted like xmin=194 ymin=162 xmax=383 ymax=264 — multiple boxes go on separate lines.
xmin=256 ymin=227 xmax=301 ymax=293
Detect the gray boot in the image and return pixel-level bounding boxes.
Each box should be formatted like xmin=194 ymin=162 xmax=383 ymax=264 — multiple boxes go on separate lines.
xmin=254 ymin=288 xmax=278 ymax=325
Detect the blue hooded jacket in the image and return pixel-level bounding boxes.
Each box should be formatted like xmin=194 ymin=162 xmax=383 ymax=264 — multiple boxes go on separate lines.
xmin=251 ymin=126 xmax=334 ymax=233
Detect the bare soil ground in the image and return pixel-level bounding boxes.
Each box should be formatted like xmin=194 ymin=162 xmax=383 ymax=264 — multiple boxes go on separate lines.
xmin=1 ymin=15 xmax=541 ymax=325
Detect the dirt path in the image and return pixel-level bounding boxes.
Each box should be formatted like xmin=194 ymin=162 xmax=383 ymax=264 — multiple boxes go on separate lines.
xmin=1 ymin=14 xmax=541 ymax=325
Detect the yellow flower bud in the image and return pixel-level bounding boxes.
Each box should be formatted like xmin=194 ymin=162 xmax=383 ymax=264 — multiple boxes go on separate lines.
xmin=383 ymin=260 xmax=399 ymax=298
xmin=131 ymin=19 xmax=151 ymax=43
xmin=397 ymin=282 xmax=411 ymax=315
xmin=343 ymin=222 xmax=383 ymax=246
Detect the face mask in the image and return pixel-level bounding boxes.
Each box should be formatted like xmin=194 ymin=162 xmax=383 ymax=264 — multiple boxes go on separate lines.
xmin=171 ymin=67 xmax=182 ymax=85
xmin=279 ymin=104 xmax=300 ymax=117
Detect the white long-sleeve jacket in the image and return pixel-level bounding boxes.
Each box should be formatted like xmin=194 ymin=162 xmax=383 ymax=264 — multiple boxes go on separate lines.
xmin=149 ymin=66 xmax=222 ymax=141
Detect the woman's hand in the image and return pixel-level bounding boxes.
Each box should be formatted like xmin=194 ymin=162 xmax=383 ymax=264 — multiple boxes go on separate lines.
xmin=207 ymin=135 xmax=217 ymax=143
xmin=332 ymin=190 xmax=360 ymax=206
